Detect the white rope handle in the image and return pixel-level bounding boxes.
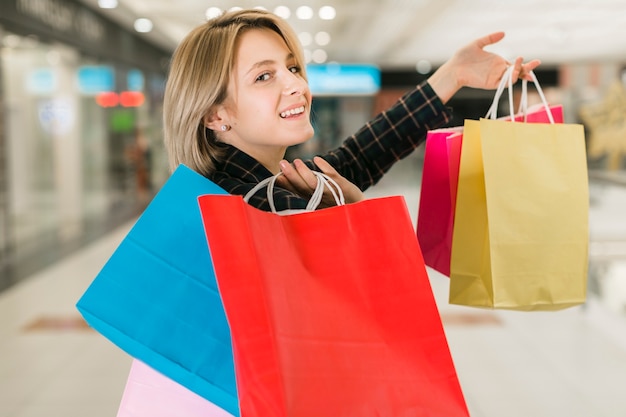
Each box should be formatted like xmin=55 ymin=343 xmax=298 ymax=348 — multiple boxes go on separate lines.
xmin=485 ymin=65 xmax=515 ymax=121
xmin=485 ymin=66 xmax=554 ymax=124
xmin=518 ymin=77 xmax=528 ymax=117
xmin=243 ymin=170 xmax=345 ymax=213
xmin=527 ymin=70 xmax=555 ymax=124
xmin=303 ymin=172 xmax=345 ymax=210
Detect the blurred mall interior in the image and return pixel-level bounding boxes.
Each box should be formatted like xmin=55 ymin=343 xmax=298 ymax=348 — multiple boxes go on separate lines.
xmin=1 ymin=0 xmax=626 ymax=416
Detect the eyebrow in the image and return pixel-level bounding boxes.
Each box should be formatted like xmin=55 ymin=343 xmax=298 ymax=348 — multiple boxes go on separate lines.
xmin=246 ymin=53 xmax=295 ymax=75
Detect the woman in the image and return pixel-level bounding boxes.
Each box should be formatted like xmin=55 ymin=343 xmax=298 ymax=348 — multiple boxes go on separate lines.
xmin=164 ymin=8 xmax=539 ymax=211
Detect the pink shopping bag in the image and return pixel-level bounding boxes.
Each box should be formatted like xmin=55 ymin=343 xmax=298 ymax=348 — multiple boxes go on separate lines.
xmin=417 ymin=128 xmax=463 ymax=276
xmin=117 ymin=360 xmax=234 ymax=417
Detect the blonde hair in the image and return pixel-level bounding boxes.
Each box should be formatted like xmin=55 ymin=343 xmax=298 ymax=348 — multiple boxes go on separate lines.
xmin=163 ymin=9 xmax=307 ymax=176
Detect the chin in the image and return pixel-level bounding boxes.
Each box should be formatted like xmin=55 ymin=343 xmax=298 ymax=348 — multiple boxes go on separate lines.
xmin=289 ymin=128 xmax=315 ymax=146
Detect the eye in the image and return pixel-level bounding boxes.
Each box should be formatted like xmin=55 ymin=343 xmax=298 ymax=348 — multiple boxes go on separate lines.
xmin=289 ymin=65 xmax=301 ymax=74
xmin=255 ymin=72 xmax=271 ymax=82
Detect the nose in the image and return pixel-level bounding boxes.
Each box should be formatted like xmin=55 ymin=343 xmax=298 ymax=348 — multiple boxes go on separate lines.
xmin=282 ymin=71 xmax=307 ymax=96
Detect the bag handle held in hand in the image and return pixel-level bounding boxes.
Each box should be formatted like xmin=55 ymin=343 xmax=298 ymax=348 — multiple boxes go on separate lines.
xmin=485 ymin=66 xmax=555 ymax=124
xmin=485 ymin=65 xmax=515 ymax=121
xmin=243 ymin=171 xmax=345 ymax=213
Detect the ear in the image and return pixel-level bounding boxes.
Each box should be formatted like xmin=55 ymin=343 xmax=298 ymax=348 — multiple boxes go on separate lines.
xmin=202 ymin=106 xmax=228 ymax=132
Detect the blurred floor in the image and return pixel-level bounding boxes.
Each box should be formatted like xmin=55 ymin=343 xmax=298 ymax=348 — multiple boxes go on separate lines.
xmin=1 ymin=154 xmax=626 ymax=417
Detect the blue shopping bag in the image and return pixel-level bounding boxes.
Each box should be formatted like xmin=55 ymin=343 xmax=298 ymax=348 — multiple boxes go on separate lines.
xmin=76 ymin=164 xmax=239 ymax=416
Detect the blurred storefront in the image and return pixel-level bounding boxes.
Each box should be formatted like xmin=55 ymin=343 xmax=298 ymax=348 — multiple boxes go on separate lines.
xmin=0 ymin=0 xmax=169 ymax=288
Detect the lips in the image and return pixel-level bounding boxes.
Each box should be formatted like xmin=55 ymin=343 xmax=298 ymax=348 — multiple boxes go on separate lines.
xmin=280 ymin=105 xmax=305 ymax=118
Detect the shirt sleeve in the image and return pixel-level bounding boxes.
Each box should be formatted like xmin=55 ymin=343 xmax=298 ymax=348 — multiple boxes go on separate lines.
xmin=312 ymin=81 xmax=452 ymax=191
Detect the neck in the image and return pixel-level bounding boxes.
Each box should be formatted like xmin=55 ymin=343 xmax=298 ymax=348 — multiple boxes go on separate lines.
xmin=231 ymin=142 xmax=287 ymax=175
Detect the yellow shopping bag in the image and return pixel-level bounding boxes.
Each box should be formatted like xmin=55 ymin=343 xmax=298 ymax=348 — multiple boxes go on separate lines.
xmin=449 ymin=71 xmax=589 ymax=311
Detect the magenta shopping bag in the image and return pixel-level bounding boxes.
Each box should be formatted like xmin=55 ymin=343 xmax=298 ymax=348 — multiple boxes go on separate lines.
xmin=417 ymin=128 xmax=463 ymax=276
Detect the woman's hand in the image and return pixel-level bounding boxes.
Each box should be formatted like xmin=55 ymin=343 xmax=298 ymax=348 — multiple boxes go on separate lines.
xmin=428 ymin=32 xmax=541 ymax=103
xmin=277 ymin=156 xmax=365 ymax=208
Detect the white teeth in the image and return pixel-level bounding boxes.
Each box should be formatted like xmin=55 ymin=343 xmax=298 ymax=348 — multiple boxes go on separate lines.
xmin=280 ymin=106 xmax=305 ymax=118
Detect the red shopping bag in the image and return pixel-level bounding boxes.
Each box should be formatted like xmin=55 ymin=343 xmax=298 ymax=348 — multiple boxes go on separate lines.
xmin=417 ymin=74 xmax=564 ymax=278
xmin=198 ymin=180 xmax=469 ymax=417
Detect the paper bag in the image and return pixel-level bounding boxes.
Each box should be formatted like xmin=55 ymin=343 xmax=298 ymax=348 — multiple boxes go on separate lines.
xmin=417 ymin=128 xmax=463 ymax=276
xmin=198 ymin=174 xmax=470 ymax=417
xmin=449 ymin=115 xmax=588 ymax=310
xmin=76 ymin=165 xmax=239 ymax=415
xmin=117 ymin=360 xmax=234 ymax=417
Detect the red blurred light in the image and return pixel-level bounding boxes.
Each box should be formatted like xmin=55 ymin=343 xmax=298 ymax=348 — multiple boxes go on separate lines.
xmin=120 ymin=91 xmax=145 ymax=107
xmin=95 ymin=91 xmax=119 ymax=107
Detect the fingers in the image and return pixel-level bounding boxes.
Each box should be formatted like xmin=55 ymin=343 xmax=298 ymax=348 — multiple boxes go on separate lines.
xmin=510 ymin=56 xmax=524 ymax=82
xmin=278 ymin=157 xmax=337 ymax=207
xmin=510 ymin=57 xmax=542 ymax=82
xmin=473 ymin=31 xmax=505 ymax=49
xmin=278 ymin=158 xmax=317 ymax=193
xmin=520 ymin=59 xmax=541 ymax=80
xmin=280 ymin=157 xmax=337 ymax=189
xmin=471 ymin=31 xmax=541 ymax=84
xmin=292 ymin=158 xmax=319 ymax=189
xmin=312 ymin=156 xmax=343 ymax=195
xmin=314 ymin=156 xmax=365 ymax=204
xmin=277 ymin=157 xmax=365 ymax=206
xmin=313 ymin=156 xmax=338 ymax=176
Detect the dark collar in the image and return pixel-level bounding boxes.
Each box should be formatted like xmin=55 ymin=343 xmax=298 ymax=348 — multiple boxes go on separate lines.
xmin=213 ymin=143 xmax=274 ymax=184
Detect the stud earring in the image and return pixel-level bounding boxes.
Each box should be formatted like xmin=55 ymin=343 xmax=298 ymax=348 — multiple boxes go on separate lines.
xmin=221 ymin=125 xmax=230 ymax=132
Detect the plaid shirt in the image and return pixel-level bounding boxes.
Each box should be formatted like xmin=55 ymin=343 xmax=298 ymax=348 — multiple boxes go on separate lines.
xmin=209 ymin=81 xmax=452 ymax=212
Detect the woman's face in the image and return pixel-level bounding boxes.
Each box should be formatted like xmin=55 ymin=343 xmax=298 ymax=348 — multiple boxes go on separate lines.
xmin=219 ymin=28 xmax=314 ymax=168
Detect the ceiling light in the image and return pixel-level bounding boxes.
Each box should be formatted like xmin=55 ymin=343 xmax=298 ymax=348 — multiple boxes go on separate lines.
xmin=416 ymin=60 xmax=432 ymax=74
xmin=315 ymin=31 xmax=331 ymax=46
xmin=205 ymin=7 xmax=222 ymax=20
xmin=228 ymin=7 xmax=243 ymax=12
xmin=296 ymin=6 xmax=314 ymax=20
xmin=134 ymin=18 xmax=153 ymax=33
xmin=98 ymin=0 xmax=118 ymax=8
xmin=319 ymin=6 xmax=336 ymax=20
xmin=299 ymin=32 xmax=312 ymax=47
xmin=303 ymin=49 xmax=312 ymax=64
xmin=312 ymin=49 xmax=327 ymax=64
xmin=274 ymin=6 xmax=291 ymax=19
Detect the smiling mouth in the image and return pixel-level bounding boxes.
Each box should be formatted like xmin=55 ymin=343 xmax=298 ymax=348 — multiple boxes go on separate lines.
xmin=280 ymin=106 xmax=305 ymax=118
